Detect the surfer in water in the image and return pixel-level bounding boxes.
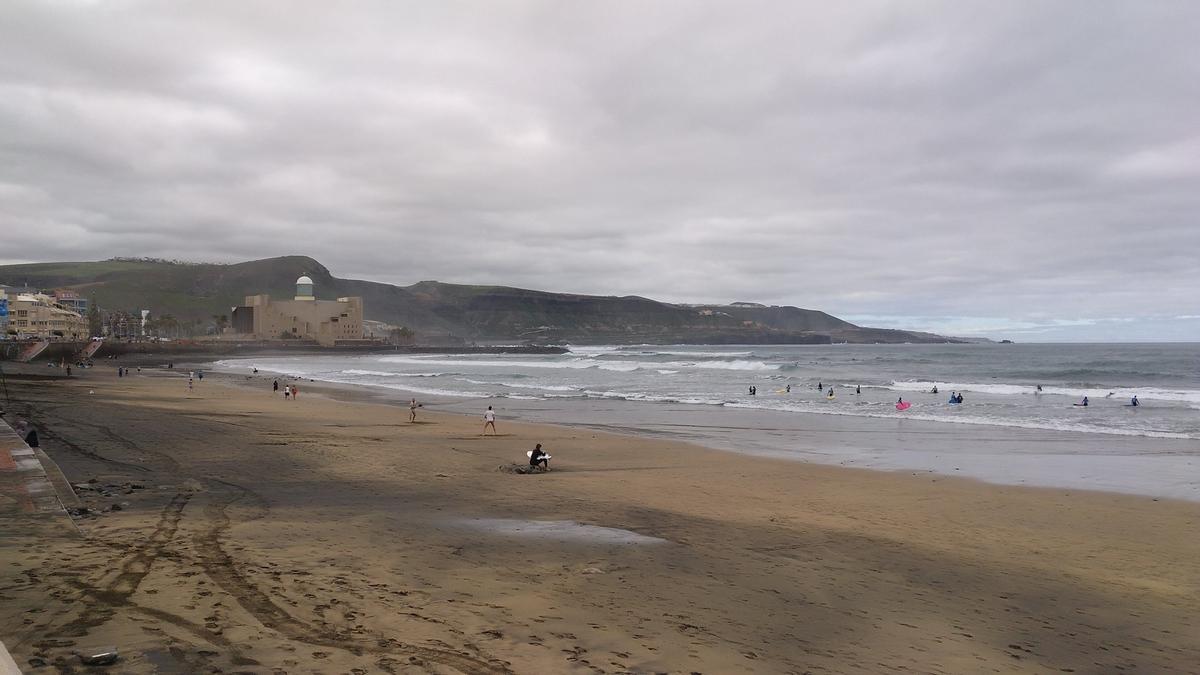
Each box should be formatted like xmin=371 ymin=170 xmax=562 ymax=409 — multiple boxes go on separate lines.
xmin=827 ymin=388 xmax=834 ymax=399
xmin=931 ymin=385 xmax=938 ymax=394
xmin=855 ymin=385 xmax=861 ymax=395
xmin=1131 ymin=395 xmax=1139 ymax=407
xmin=786 ymin=384 xmax=791 ymax=393
xmin=1077 ymin=396 xmax=1089 ymax=407
xmin=956 ymin=393 xmax=964 ymax=404
xmin=818 ymin=382 xmax=823 ymax=391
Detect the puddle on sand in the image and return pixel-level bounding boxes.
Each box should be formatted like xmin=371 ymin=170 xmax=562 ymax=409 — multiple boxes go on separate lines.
xmin=456 ymin=518 xmax=668 ymax=545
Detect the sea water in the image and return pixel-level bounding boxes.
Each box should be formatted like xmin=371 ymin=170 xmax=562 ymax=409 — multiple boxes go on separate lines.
xmin=216 ymin=343 xmax=1200 ymax=499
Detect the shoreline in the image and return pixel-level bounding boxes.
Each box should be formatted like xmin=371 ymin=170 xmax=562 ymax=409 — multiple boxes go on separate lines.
xmin=208 ymin=360 xmax=1200 ymax=502
xmin=1 ymin=362 xmax=1198 ymax=672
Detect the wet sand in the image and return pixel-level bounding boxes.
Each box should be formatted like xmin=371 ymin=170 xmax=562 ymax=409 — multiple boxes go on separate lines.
xmin=1 ymin=364 xmax=1198 ymax=673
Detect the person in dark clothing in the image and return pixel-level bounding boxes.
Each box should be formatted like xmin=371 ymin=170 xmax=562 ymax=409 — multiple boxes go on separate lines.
xmin=529 ymin=443 xmax=549 ymax=471
xmin=14 ymin=420 xmax=38 ymax=448
xmin=273 ymin=380 xmax=279 ymax=393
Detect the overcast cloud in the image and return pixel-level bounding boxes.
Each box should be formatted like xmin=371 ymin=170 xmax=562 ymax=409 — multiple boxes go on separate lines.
xmin=1 ymin=1 xmax=1197 ymax=340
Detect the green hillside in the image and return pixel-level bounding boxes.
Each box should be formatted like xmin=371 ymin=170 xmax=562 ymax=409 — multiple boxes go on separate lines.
xmin=0 ymin=256 xmax=958 ymax=344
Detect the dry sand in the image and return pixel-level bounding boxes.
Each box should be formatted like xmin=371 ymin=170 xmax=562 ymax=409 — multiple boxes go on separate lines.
xmin=1 ymin=364 xmax=1198 ymax=673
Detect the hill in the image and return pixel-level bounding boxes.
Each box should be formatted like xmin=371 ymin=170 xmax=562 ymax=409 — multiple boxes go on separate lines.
xmin=0 ymin=256 xmax=961 ymax=344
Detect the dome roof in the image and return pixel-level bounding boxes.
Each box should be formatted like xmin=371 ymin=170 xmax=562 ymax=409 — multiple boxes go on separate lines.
xmin=296 ymin=275 xmax=313 ymax=285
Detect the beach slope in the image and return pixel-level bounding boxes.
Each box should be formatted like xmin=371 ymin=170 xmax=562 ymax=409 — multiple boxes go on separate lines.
xmin=1 ymin=367 xmax=1197 ymax=673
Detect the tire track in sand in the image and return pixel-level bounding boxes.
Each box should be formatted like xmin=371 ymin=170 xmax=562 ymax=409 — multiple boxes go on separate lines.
xmin=196 ymin=479 xmax=513 ymax=674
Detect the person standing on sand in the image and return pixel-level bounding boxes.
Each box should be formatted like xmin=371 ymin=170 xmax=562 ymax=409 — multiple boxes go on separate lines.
xmin=284 ymin=385 xmax=290 ymax=400
xmin=273 ymin=380 xmax=279 ymax=394
xmin=483 ymin=406 xmax=497 ymax=435
xmin=409 ymin=398 xmax=419 ymax=422
xmin=291 ymin=383 xmax=299 ymax=400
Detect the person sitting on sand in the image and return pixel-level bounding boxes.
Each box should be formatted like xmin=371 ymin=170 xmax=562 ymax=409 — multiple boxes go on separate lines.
xmin=13 ymin=420 xmax=39 ymax=448
xmin=529 ymin=443 xmax=549 ymax=471
xmin=483 ymin=406 xmax=497 ymax=435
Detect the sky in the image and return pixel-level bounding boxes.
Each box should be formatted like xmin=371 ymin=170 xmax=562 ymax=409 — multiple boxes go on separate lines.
xmin=1 ymin=1 xmax=1197 ymax=341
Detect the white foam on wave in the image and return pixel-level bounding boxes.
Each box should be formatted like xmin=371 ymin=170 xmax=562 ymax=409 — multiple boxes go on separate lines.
xmin=579 ymin=390 xmax=729 ymax=406
xmin=624 ymin=350 xmax=754 ymax=358
xmin=889 ymin=380 xmax=1200 ymax=404
xmin=377 ymin=355 xmax=777 ymax=372
xmin=458 ymin=378 xmax=581 ymax=392
xmin=342 ymin=369 xmax=447 ymax=377
xmin=724 ymin=399 xmax=1194 ymax=440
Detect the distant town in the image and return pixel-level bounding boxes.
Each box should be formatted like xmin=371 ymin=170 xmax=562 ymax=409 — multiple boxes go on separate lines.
xmin=0 ymin=275 xmax=373 ymax=360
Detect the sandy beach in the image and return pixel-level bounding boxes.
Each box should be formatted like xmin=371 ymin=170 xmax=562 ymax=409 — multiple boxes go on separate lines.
xmin=2 ymin=364 xmax=1198 ymax=673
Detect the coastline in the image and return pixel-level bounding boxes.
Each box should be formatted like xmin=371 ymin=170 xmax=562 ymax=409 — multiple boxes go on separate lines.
xmin=211 ymin=359 xmax=1200 ymax=502
xmin=1 ymin=363 xmax=1198 ymax=672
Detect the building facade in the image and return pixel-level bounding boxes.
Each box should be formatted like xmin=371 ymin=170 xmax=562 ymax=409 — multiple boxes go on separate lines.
xmin=233 ymin=276 xmax=364 ymax=346
xmin=0 ymin=289 xmax=8 ymax=337
xmin=51 ymin=289 xmax=88 ymax=315
xmin=6 ymin=293 xmax=88 ymax=339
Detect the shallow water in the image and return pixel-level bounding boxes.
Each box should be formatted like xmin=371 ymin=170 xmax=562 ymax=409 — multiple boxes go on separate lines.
xmin=453 ymin=518 xmax=667 ymax=545
xmin=217 ymin=343 xmax=1200 ymax=500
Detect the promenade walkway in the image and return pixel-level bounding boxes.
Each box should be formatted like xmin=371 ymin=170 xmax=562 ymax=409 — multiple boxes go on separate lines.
xmin=1 ymin=419 xmax=78 ymax=671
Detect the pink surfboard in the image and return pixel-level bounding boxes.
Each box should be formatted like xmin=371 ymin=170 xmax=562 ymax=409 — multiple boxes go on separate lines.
xmin=896 ymin=402 xmax=911 ymax=411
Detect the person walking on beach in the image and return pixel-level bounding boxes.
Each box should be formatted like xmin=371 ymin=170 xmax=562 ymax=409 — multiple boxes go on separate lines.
xmin=291 ymin=383 xmax=299 ymax=400
xmin=483 ymin=406 xmax=497 ymax=435
xmin=188 ymin=374 xmax=194 ymax=391
xmin=409 ymin=398 xmax=419 ymax=423
xmin=283 ymin=385 xmax=291 ymax=400
xmin=273 ymin=380 xmax=279 ymax=394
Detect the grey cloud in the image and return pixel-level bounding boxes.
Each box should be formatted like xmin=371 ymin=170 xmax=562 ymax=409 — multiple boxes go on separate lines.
xmin=1 ymin=0 xmax=1198 ymax=341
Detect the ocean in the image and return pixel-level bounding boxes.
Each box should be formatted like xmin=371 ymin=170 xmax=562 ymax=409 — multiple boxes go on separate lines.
xmin=214 ymin=343 xmax=1200 ymax=500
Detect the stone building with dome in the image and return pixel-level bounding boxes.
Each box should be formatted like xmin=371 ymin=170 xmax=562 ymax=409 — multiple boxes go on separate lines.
xmin=231 ymin=276 xmax=364 ymax=346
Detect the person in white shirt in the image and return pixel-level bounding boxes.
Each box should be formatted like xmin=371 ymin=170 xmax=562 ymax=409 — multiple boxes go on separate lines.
xmin=483 ymin=406 xmax=497 ymax=435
